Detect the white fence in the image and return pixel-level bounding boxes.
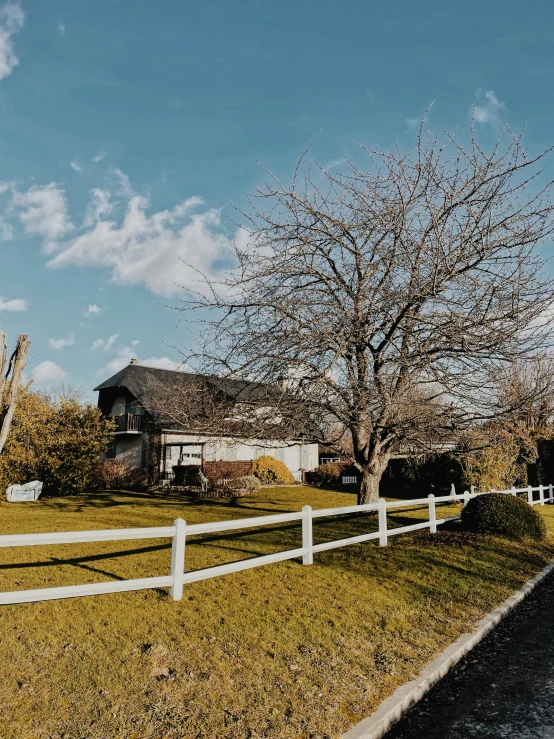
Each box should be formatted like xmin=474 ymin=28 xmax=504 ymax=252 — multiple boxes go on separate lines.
xmin=342 ymin=475 xmax=358 ymax=485
xmin=0 ymin=484 xmax=550 ymax=606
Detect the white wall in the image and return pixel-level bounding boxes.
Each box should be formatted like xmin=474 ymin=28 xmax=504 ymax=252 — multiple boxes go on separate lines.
xmin=161 ymin=432 xmax=318 ymax=472
xmin=115 ymin=436 xmax=143 ymax=468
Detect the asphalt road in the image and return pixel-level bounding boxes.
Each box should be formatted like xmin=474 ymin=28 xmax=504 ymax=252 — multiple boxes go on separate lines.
xmin=385 ymin=572 xmax=554 ymax=739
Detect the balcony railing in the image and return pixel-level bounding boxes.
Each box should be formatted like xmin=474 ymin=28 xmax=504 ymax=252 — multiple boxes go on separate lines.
xmin=113 ymin=414 xmax=145 ymax=433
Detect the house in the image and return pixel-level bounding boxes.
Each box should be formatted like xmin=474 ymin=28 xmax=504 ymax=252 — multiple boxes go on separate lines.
xmin=94 ymin=360 xmax=319 ymax=485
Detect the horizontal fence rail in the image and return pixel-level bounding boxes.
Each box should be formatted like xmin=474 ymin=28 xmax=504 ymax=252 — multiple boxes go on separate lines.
xmin=0 ymin=484 xmax=551 ymax=605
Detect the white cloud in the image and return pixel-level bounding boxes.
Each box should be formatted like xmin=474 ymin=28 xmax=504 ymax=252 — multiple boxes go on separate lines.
xmin=0 ymin=295 xmax=27 ymax=311
xmin=91 ymin=338 xmax=104 ymax=350
xmin=46 ymin=179 xmax=241 ymax=296
xmin=103 ymin=333 xmax=118 ymax=352
xmin=70 ymin=159 xmax=83 ymax=172
xmin=0 ymin=1 xmax=25 ymax=80
xmin=57 ymin=21 xmax=65 ymax=35
xmin=406 ymin=117 xmax=420 ymax=129
xmin=114 ymin=168 xmax=134 ymax=197
xmin=31 ymin=360 xmax=67 ymax=385
xmin=5 ymin=170 xmax=244 ymax=299
xmin=0 ymin=217 xmax=13 ymax=239
xmin=96 ymin=344 xmax=186 ymax=376
xmin=84 ymin=304 xmax=102 ymax=317
xmin=141 ymin=356 xmax=187 ymax=371
xmin=49 ymin=333 xmax=74 ymax=350
xmin=473 ymin=90 xmax=505 ymax=126
xmin=92 ymin=151 xmax=106 ymax=163
xmin=83 ymin=188 xmax=113 ymax=227
xmin=11 ymin=183 xmax=73 ymax=252
xmin=98 ymin=345 xmax=135 ymax=375
xmin=324 ymin=157 xmax=345 ymax=172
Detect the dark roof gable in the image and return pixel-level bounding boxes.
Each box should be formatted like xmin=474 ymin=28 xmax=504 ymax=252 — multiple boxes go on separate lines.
xmin=94 ymin=363 xmax=272 ymax=423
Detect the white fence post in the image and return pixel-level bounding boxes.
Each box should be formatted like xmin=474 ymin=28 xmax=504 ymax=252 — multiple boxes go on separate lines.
xmin=170 ymin=518 xmax=186 ymax=601
xmin=527 ymin=486 xmax=533 ymax=506
xmin=463 ymin=490 xmax=470 ymax=507
xmin=470 ymin=485 xmax=475 ymax=496
xmin=550 ymin=484 xmax=553 ymax=504
xmin=302 ymin=505 xmax=313 ymax=565
xmin=511 ymin=487 xmax=517 ymax=497
xmin=378 ymin=497 xmax=388 ymax=547
xmin=428 ymin=494 xmax=436 ymax=534
xmin=539 ymin=484 xmax=545 ymax=506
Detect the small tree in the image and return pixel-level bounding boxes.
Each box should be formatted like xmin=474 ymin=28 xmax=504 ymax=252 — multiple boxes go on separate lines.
xmin=0 ymin=332 xmax=30 ymax=455
xmin=0 ymin=389 xmax=114 ymax=496
xmin=178 ymin=122 xmax=554 ymax=503
xmin=461 ymin=357 xmax=554 ymax=489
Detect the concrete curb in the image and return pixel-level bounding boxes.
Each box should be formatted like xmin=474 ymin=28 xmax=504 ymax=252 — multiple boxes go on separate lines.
xmin=342 ymin=557 xmax=554 ymax=739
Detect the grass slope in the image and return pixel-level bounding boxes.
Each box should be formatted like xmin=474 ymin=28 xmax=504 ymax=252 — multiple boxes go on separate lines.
xmin=0 ymin=486 xmax=552 ymax=739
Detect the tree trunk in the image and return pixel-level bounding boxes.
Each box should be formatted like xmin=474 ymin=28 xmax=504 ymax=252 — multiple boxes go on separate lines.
xmin=358 ymin=458 xmax=390 ymax=505
xmin=0 ymin=334 xmax=30 ymax=455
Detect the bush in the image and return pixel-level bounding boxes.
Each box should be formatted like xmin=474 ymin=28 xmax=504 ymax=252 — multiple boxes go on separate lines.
xmin=390 ymin=453 xmax=464 ymax=493
xmin=126 ymin=467 xmax=149 ymax=491
xmin=252 ymin=456 xmax=294 ymax=485
xmin=306 ymin=464 xmax=341 ymax=486
xmin=224 ymin=476 xmax=262 ymax=497
xmin=91 ymin=459 xmax=131 ymax=490
xmin=0 ymin=390 xmax=114 ymax=498
xmin=173 ymin=465 xmax=202 ymax=486
xmin=461 ymin=492 xmax=546 ymax=541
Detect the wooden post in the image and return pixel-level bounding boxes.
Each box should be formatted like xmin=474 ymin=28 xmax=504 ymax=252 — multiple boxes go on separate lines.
xmin=302 ymin=505 xmax=313 ymax=565
xmin=539 ymin=484 xmax=545 ymax=506
xmin=549 ymin=484 xmax=553 ymax=504
xmin=511 ymin=487 xmax=517 ymax=497
xmin=428 ymin=494 xmax=436 ymax=534
xmin=527 ymin=486 xmax=533 ymax=506
xmin=170 ymin=518 xmax=186 ymax=601
xmin=378 ymin=497 xmax=388 ymax=547
xmin=463 ymin=490 xmax=470 ymax=508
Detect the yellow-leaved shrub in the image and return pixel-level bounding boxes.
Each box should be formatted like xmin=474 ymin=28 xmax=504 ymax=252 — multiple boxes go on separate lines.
xmin=0 ymin=388 xmax=114 ymax=497
xmin=252 ymin=455 xmax=294 ymax=485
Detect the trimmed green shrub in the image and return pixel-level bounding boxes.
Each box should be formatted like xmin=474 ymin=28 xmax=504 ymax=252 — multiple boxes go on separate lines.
xmin=252 ymin=456 xmax=294 ymax=484
xmin=461 ymin=492 xmax=546 ymax=541
xmin=305 ymin=463 xmax=341 ymax=486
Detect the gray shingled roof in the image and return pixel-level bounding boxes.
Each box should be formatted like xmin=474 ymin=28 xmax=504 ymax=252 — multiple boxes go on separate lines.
xmin=94 ymin=363 xmax=273 ymax=423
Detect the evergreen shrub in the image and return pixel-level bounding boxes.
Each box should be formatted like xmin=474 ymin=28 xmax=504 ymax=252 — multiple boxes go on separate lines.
xmin=461 ymin=492 xmax=546 ymax=541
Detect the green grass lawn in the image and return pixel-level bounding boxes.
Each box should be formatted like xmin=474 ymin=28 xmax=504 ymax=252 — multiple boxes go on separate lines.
xmin=0 ymin=486 xmax=552 ymax=739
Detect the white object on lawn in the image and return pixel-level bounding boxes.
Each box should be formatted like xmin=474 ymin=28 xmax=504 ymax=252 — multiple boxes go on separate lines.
xmin=6 ymin=480 xmax=43 ymax=502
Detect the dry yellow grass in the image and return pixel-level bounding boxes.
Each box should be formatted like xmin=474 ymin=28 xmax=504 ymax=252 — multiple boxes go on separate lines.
xmin=0 ymin=486 xmax=552 ymax=739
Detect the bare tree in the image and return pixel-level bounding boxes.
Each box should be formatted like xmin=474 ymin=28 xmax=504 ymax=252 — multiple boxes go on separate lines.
xmin=493 ymin=356 xmax=554 ymax=431
xmin=178 ymin=122 xmax=554 ymax=503
xmin=0 ymin=333 xmax=31 ymax=455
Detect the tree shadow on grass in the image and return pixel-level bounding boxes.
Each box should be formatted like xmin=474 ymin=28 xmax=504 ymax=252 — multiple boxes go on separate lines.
xmin=37 ymin=489 xmax=298 ymax=518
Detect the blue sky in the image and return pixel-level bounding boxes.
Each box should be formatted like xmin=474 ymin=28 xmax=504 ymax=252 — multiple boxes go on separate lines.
xmin=0 ymin=0 xmax=553 ymax=399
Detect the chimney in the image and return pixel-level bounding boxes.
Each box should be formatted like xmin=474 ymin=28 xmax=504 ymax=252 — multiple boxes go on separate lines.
xmin=129 ymin=358 xmax=139 ymax=365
